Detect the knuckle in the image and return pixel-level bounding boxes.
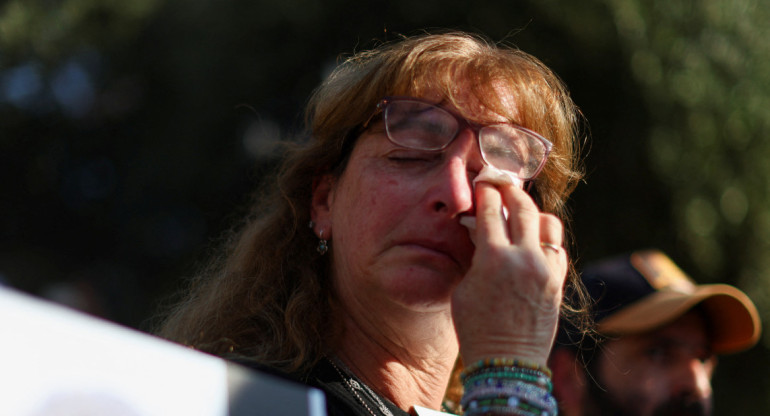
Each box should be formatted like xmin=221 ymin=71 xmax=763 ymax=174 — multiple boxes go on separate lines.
xmin=540 ymin=213 xmax=563 ymax=229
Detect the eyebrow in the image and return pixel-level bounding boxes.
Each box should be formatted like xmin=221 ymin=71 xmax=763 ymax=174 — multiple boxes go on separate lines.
xmin=643 ymin=333 xmax=711 ymax=353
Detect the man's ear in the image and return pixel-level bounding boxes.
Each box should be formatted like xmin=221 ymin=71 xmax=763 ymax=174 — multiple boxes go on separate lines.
xmin=549 ymin=348 xmax=589 ymax=416
xmin=310 ymin=174 xmax=335 ymax=237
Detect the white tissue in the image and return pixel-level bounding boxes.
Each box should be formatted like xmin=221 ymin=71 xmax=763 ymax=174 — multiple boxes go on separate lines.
xmin=459 ymin=166 xmax=522 ymax=233
xmin=474 ymin=165 xmax=523 ymax=189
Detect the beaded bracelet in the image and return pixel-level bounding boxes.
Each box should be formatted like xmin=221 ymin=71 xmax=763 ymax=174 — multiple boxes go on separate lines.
xmin=461 ymin=380 xmax=557 ymax=411
xmin=467 ymin=396 xmax=546 ymax=412
xmin=464 ymin=372 xmax=550 ymax=390
xmin=462 ymin=358 xmax=552 ymax=379
xmin=462 ymin=383 xmax=557 ymax=415
xmin=465 ymin=404 xmax=542 ymax=416
xmin=462 ymin=369 xmax=552 ymax=392
xmin=460 ymin=357 xmax=557 ymax=416
xmin=461 ymin=358 xmax=553 ymax=393
xmin=465 ymin=403 xmax=555 ymax=416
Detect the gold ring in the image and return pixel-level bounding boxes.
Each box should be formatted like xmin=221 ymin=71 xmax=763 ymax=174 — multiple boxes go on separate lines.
xmin=540 ymin=242 xmax=562 ymax=253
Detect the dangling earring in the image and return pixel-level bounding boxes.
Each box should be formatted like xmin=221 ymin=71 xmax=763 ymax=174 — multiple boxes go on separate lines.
xmin=317 ymin=230 xmax=328 ymax=255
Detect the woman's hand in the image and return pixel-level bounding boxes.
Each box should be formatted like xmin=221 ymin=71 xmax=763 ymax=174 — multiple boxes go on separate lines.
xmin=451 ymin=182 xmax=568 ymax=366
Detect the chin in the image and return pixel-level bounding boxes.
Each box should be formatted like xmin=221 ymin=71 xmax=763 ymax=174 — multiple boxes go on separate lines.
xmin=387 ymin=270 xmax=460 ymax=310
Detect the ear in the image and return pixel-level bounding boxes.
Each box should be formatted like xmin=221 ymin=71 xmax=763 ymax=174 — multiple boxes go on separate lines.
xmin=549 ymin=348 xmax=588 ymax=416
xmin=310 ymin=174 xmax=335 ymax=238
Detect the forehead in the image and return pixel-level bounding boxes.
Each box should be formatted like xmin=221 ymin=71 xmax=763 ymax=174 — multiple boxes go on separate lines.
xmin=609 ymin=311 xmax=711 ymax=353
xmin=408 ymin=80 xmax=521 ymax=125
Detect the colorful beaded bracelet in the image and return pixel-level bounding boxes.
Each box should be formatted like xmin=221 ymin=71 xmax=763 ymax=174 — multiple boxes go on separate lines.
xmin=464 ymin=404 xmax=551 ymax=416
xmin=461 ymin=380 xmax=557 ymax=410
xmin=465 ymin=400 xmax=555 ymax=416
xmin=462 ymin=370 xmax=553 ymax=392
xmin=467 ymin=396 xmax=544 ymax=411
xmin=462 ymin=358 xmax=552 ymax=379
xmin=460 ymin=358 xmax=558 ymax=416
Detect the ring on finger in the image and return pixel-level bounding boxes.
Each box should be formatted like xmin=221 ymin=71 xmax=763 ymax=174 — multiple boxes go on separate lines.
xmin=540 ymin=242 xmax=562 ymax=253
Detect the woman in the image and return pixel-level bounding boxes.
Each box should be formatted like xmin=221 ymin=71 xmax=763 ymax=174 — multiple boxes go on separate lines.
xmin=158 ymin=31 xmax=585 ymax=415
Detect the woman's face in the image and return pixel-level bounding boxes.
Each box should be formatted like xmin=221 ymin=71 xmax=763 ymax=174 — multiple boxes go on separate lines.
xmin=312 ymin=93 xmax=517 ymax=315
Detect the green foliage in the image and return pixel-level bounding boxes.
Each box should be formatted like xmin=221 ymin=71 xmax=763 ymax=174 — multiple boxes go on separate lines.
xmin=602 ymin=0 xmax=770 ymax=337
xmin=0 ymin=0 xmax=164 ymax=62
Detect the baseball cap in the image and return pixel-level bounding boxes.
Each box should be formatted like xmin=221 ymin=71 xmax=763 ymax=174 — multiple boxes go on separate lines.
xmin=581 ymin=249 xmax=762 ymax=354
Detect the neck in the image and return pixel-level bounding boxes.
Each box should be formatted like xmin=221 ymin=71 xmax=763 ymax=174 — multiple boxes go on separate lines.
xmin=333 ymin=305 xmax=459 ymax=411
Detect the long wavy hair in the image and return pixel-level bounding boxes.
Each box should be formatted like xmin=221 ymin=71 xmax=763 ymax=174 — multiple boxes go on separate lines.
xmin=156 ymin=31 xmax=587 ymax=376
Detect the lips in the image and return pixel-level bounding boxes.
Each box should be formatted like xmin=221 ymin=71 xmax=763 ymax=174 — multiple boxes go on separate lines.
xmin=397 ymin=236 xmax=472 ymax=270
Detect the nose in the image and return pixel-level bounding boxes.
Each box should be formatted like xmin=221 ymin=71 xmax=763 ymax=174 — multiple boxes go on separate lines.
xmin=428 ymin=129 xmax=484 ymax=217
xmin=676 ymin=357 xmax=713 ymax=401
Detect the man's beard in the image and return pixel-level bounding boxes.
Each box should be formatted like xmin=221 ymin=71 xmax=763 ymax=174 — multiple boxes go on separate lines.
xmin=583 ymin=371 xmax=713 ymax=416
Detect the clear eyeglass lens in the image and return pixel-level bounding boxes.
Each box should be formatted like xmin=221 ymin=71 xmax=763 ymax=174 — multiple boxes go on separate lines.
xmin=384 ymin=100 xmax=458 ymax=150
xmin=384 ymin=99 xmax=546 ymax=179
xmin=479 ymin=125 xmax=546 ymax=179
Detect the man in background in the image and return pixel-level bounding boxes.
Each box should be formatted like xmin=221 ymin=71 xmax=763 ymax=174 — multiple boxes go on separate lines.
xmin=550 ymin=249 xmax=761 ymax=416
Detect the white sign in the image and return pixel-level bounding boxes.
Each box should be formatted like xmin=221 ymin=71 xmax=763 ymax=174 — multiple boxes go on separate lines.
xmin=0 ymin=287 xmax=326 ymax=416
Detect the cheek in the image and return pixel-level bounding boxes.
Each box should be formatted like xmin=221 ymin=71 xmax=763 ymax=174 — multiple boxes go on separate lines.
xmin=333 ymin=176 xmax=408 ymax=244
xmin=609 ymin=361 xmax=669 ymax=406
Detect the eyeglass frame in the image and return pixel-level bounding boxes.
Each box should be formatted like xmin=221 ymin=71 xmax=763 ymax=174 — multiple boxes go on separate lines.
xmin=360 ymin=96 xmax=553 ymax=181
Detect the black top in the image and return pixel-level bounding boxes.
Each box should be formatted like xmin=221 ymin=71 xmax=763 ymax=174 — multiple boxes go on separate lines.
xmin=233 ymin=357 xmax=410 ymax=416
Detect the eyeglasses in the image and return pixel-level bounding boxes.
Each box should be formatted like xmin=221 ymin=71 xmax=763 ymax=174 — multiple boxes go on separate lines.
xmin=365 ymin=97 xmax=553 ymax=181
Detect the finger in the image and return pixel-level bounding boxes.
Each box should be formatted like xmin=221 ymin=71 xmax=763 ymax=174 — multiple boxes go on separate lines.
xmin=539 ymin=213 xmax=569 ymax=275
xmin=498 ymin=184 xmax=542 ymax=246
xmin=474 ymin=182 xmax=508 ymax=245
xmin=538 ymin=213 xmax=564 ymax=247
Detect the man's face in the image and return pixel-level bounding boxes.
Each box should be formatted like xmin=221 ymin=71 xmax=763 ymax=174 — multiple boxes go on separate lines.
xmin=586 ymin=310 xmax=717 ymax=416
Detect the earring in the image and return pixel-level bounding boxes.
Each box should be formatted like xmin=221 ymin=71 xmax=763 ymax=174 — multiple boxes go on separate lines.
xmin=317 ymin=230 xmax=328 ymax=255
xmin=308 ymin=220 xmax=315 ymax=229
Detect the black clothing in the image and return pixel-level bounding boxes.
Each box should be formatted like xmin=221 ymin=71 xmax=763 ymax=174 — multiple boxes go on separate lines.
xmin=234 ymin=358 xmax=409 ymax=416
